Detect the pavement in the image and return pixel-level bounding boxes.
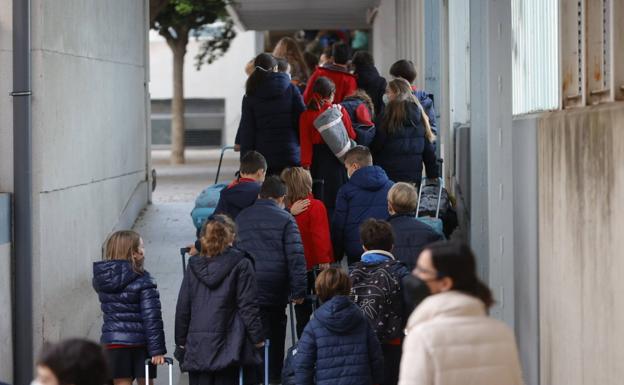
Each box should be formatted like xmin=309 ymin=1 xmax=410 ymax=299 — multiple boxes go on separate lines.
xmin=133 ymin=148 xmax=297 ymax=384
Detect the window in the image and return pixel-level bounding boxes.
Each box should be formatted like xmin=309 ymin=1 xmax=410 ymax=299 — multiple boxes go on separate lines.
xmin=512 ymin=0 xmax=559 ymax=115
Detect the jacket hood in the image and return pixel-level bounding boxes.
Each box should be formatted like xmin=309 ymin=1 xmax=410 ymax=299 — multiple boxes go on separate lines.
xmin=413 ymin=89 xmax=433 ymax=110
xmin=406 ymin=291 xmax=487 ymax=332
xmin=315 ymin=296 xmax=364 ymax=333
xmin=93 ymin=260 xmax=140 ymax=293
xmin=355 ymin=65 xmax=383 ymax=87
xmin=189 ymin=247 xmax=246 ymax=289
xmin=350 ymin=165 xmax=391 ymax=191
xmin=221 ymin=182 xmax=259 ymax=209
xmin=255 ymin=72 xmax=291 ymax=99
xmin=361 ymin=250 xmax=395 ymax=264
xmin=318 ymin=65 xmax=356 ymax=79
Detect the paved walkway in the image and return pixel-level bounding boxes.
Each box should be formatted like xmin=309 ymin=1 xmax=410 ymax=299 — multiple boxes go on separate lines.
xmin=135 ymin=149 xmax=239 ymax=384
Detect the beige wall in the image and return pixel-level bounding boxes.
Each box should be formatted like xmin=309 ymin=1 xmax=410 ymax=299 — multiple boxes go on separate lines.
xmin=538 ymin=102 xmax=624 ymax=385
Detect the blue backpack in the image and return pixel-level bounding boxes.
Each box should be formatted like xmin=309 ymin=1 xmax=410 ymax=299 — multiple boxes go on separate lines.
xmin=190 ymin=183 xmax=228 ymax=230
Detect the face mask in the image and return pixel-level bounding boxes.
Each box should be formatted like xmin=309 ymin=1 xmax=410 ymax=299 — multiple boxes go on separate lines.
xmin=382 ymin=94 xmax=390 ymax=105
xmin=402 ymin=274 xmax=431 ymax=315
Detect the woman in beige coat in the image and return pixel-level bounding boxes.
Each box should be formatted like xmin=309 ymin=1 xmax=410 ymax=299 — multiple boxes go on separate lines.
xmin=399 ymin=241 xmax=524 ymax=385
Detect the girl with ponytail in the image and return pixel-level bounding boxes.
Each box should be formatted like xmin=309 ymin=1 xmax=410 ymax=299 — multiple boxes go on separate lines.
xmin=298 ymin=76 xmax=357 ymax=217
xmin=398 ymin=241 xmax=524 ymax=385
xmin=239 ymin=52 xmax=306 ymax=176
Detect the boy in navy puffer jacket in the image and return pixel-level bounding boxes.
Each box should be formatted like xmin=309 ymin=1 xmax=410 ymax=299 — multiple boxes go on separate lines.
xmin=332 ymin=145 xmax=394 ymax=265
xmin=92 ymin=230 xmax=166 ymax=383
xmin=235 ymin=176 xmax=307 ymax=383
xmin=295 ymin=267 xmax=384 ymax=385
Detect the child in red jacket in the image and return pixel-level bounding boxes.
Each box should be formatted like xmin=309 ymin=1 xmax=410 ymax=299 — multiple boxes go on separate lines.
xmin=299 ymin=76 xmax=356 ymax=218
xmin=281 ymin=166 xmax=333 ymax=337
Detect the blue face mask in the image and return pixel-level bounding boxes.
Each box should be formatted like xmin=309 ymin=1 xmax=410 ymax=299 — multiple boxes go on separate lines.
xmin=383 ymin=94 xmax=390 ymax=105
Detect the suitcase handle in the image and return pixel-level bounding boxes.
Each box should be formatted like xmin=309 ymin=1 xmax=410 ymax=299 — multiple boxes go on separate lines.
xmin=238 ymin=339 xmax=271 ymax=385
xmin=215 ymin=146 xmax=235 ymax=185
xmin=144 ymin=357 xmax=174 ymax=385
xmin=416 ymin=177 xmax=444 ymax=219
xmin=180 ymin=247 xmax=190 ymax=273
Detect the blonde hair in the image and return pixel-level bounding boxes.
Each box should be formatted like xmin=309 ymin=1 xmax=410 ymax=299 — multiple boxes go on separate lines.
xmin=200 ymin=215 xmax=236 ymax=257
xmin=105 ymin=230 xmax=143 ymax=273
xmin=280 ymin=167 xmax=312 ymax=206
xmin=388 ymin=182 xmax=418 ymax=214
xmin=383 ymin=78 xmax=436 ymax=143
xmin=272 ymin=37 xmax=309 ymax=79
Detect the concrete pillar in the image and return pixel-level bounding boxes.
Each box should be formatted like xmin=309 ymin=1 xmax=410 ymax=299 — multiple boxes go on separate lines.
xmin=0 ymin=194 xmax=12 ymax=382
xmin=469 ymin=0 xmax=515 ymax=325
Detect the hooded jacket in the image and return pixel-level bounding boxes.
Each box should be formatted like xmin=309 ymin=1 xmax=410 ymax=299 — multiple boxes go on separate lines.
xmin=372 ymin=102 xmax=439 ymax=184
xmin=354 ymin=64 xmax=387 ymax=117
xmin=92 ymin=260 xmax=166 ymax=356
xmin=174 ymin=247 xmax=264 ymax=372
xmin=303 ymin=65 xmax=358 ymax=104
xmin=239 ymin=72 xmax=306 ymax=172
xmin=235 ymin=199 xmax=307 ymax=306
xmin=331 ymin=165 xmax=394 ymax=263
xmin=214 ymin=178 xmax=261 ymax=220
xmin=294 ymin=295 xmax=384 ymax=385
xmin=413 ymin=88 xmax=438 ymax=133
xmin=388 ymin=213 xmax=444 ymax=270
xmin=399 ymin=291 xmax=525 ymax=385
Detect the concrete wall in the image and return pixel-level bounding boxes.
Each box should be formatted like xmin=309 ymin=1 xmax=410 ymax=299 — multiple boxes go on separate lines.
xmin=27 ymin=0 xmax=150 ymax=352
xmin=512 ymin=115 xmax=540 ymax=385
xmin=149 ymin=29 xmax=262 ymax=146
xmin=538 ymin=102 xmax=624 ymax=385
xmin=0 ymin=0 xmax=12 ymax=193
xmin=0 ymin=194 xmax=12 ymax=382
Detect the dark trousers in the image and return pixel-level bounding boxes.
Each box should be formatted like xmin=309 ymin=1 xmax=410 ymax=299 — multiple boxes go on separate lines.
xmin=294 ymin=270 xmax=318 ymax=338
xmin=382 ymin=343 xmax=403 ymax=385
xmin=189 ymin=367 xmax=238 ymax=385
xmin=260 ymin=305 xmax=287 ymax=382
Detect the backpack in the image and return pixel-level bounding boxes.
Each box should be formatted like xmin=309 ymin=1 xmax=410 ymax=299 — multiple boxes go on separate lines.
xmin=313 ymin=104 xmax=356 ymax=162
xmin=350 ymin=261 xmax=404 ymax=342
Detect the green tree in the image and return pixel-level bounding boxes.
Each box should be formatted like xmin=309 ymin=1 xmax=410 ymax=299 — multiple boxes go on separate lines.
xmin=151 ymin=0 xmax=236 ymax=164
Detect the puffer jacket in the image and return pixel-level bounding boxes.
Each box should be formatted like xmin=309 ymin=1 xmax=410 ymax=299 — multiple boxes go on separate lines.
xmin=239 ymin=72 xmax=306 ymax=173
xmin=235 ymin=199 xmax=307 ymax=306
xmin=372 ymin=102 xmax=438 ymax=184
xmin=399 ymin=291 xmax=525 ymax=385
xmin=294 ymin=295 xmax=384 ymax=385
xmin=332 ymin=165 xmax=394 ymax=264
xmin=174 ymin=247 xmax=264 ymax=372
xmin=413 ymin=88 xmax=437 ymax=133
xmin=214 ymin=178 xmax=261 ymax=220
xmin=92 ymin=261 xmax=166 ymax=356
xmin=388 ymin=213 xmax=444 ymax=270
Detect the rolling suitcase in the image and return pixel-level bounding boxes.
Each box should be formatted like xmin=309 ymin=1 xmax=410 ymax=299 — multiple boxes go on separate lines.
xmin=190 ymin=146 xmax=235 ymax=231
xmin=239 ymin=339 xmax=271 ymax=385
xmin=144 ymin=357 xmax=174 ymax=385
xmin=416 ymin=176 xmax=445 ymax=238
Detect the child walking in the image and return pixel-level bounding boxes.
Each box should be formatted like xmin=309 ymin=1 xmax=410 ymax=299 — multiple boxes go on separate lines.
xmin=92 ymin=230 xmax=166 ymax=385
xmin=281 ymin=167 xmax=333 ymax=336
xmin=294 ymin=268 xmax=384 ymax=385
xmin=175 ymin=215 xmax=265 ymax=385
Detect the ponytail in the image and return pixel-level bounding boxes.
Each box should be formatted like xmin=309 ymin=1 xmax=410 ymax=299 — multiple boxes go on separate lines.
xmin=306 ymin=76 xmax=336 ymax=111
xmin=199 ymin=215 xmax=236 ymax=257
xmin=245 ymin=53 xmax=277 ymax=96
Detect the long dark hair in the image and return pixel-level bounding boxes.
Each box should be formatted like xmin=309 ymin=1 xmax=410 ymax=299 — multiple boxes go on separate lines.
xmin=426 ymin=241 xmax=494 ymax=308
xmin=306 ymin=76 xmax=335 ymax=111
xmin=245 ymin=53 xmax=277 ymax=96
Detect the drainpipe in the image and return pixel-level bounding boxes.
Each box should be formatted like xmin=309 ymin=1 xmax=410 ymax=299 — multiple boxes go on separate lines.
xmin=10 ymin=0 xmax=33 ymax=383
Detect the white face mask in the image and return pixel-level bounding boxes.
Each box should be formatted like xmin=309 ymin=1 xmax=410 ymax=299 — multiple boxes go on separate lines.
xmin=383 ymin=94 xmax=390 ymax=105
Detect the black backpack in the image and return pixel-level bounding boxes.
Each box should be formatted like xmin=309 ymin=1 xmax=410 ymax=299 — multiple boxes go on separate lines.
xmin=350 ymin=261 xmax=404 ymax=341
